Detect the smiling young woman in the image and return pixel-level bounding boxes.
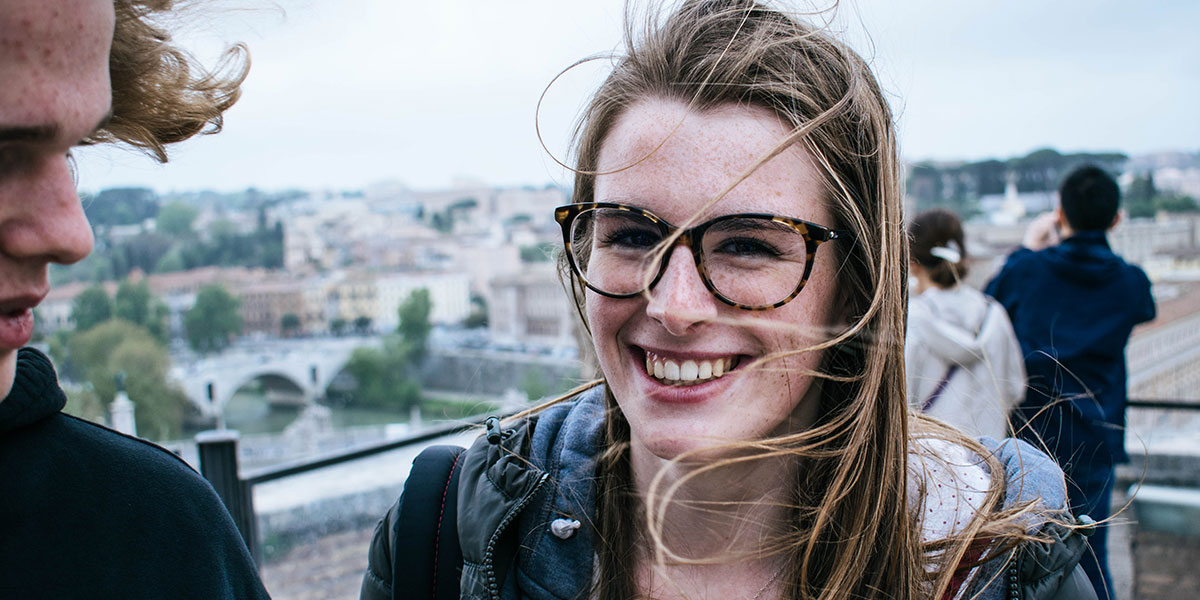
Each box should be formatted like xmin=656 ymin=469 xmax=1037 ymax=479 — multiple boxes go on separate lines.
xmin=363 ymin=2 xmax=1099 ymax=599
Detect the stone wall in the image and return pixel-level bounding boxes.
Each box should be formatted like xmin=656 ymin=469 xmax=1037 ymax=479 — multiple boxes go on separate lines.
xmin=256 ymin=483 xmax=403 ymax=563
xmin=419 ymin=349 xmax=585 ymax=397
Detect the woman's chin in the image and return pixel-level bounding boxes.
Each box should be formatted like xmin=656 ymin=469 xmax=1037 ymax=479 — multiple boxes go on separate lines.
xmin=634 ymin=430 xmax=756 ymax=465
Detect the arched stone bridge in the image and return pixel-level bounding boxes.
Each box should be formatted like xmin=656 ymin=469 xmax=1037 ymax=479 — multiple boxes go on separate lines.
xmin=169 ymin=336 xmax=381 ymax=421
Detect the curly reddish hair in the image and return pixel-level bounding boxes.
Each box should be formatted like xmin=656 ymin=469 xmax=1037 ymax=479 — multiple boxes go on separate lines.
xmin=86 ymin=0 xmax=249 ymax=162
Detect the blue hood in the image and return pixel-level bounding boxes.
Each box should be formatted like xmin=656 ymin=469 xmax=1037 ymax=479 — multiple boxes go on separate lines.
xmin=1041 ymin=231 xmax=1126 ymax=288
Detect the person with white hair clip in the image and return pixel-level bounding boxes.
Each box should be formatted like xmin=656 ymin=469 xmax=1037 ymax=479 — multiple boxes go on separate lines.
xmin=906 ymin=208 xmax=1025 ymax=439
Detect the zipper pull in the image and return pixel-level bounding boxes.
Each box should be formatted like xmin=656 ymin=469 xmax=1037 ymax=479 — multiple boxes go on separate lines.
xmin=485 ymin=416 xmax=502 ymax=444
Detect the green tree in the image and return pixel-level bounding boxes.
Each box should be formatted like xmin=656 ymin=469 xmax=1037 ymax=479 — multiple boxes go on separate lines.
xmin=337 ymin=336 xmax=422 ymax=412
xmin=1125 ymin=173 xmax=1199 ymax=217
xmin=114 ymin=278 xmax=152 ymax=326
xmin=156 ymin=201 xmax=198 ymax=236
xmin=70 ymin=284 xmax=112 ymax=331
xmin=397 ymin=288 xmax=432 ymax=361
xmin=66 ymin=320 xmax=189 ymax=440
xmin=1157 ymin=194 xmax=1199 ymax=213
xmin=1126 ymin=173 xmax=1157 ymax=218
xmin=281 ymin=313 xmax=301 ymax=337
xmin=330 ymin=317 xmax=348 ymax=336
xmin=113 ymin=233 xmax=173 ymax=278
xmin=114 ymin=278 xmax=169 ymax=342
xmin=147 ymin=300 xmax=170 ymax=342
xmin=153 ymin=247 xmax=186 ymax=273
xmin=84 ymin=187 xmax=158 ymax=227
xmin=353 ymin=316 xmax=373 ymax=334
xmin=185 ymin=284 xmax=241 ymax=353
xmin=464 ymin=294 xmax=488 ymax=329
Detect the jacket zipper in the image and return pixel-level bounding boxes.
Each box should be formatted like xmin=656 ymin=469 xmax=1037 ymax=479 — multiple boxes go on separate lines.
xmin=483 ymin=471 xmax=550 ymax=600
xmin=1007 ymin=560 xmax=1021 ymax=600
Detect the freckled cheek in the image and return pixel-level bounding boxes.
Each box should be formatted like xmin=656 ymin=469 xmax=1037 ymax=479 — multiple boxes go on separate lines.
xmin=585 ymin=294 xmax=633 ymax=365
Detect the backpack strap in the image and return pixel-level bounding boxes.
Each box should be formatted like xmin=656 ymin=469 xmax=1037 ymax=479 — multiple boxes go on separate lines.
xmin=922 ymin=364 xmax=960 ymax=412
xmin=390 ymin=444 xmax=466 ymax=600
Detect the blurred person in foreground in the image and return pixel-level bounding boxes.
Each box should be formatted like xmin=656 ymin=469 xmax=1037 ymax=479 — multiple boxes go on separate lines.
xmin=906 ymin=208 xmax=1024 ymax=440
xmin=986 ymin=165 xmax=1156 ymax=598
xmin=0 ymin=0 xmax=270 ymax=597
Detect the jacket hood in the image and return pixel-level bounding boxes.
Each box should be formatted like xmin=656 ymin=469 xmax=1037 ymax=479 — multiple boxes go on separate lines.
xmin=910 ymin=436 xmax=1067 ymax=546
xmin=909 ymin=287 xmax=1010 ymax=368
xmin=1042 ymin=231 xmax=1124 ymax=288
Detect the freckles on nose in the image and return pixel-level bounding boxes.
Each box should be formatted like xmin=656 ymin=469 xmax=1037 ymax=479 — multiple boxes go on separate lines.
xmin=648 ymin=247 xmax=721 ymax=329
xmin=655 ymin=248 xmax=706 ymax=303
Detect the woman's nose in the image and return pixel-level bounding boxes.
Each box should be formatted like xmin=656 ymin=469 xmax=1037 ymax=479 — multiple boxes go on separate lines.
xmin=646 ymin=245 xmax=719 ymax=336
xmin=0 ymin=156 xmax=95 ymax=266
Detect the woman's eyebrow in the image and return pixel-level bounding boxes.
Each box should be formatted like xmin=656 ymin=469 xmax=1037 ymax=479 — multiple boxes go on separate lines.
xmin=706 ymin=218 xmax=796 ymax=233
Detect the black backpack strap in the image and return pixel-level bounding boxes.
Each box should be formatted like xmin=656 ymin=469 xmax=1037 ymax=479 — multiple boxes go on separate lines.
xmin=390 ymin=444 xmax=466 ymax=600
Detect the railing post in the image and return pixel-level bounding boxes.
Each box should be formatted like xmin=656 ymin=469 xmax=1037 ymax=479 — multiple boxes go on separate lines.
xmin=196 ymin=430 xmax=260 ymax=564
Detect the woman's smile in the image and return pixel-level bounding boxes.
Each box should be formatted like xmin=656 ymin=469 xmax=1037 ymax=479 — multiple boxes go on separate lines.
xmin=641 ymin=348 xmax=741 ymax=386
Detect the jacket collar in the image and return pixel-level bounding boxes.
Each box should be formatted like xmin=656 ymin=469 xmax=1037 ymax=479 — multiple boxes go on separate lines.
xmin=1060 ymin=229 xmax=1110 ymax=249
xmin=0 ymin=348 xmax=67 ymax=436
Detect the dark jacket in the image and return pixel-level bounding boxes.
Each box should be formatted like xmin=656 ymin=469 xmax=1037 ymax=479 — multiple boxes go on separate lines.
xmin=364 ymin=386 xmax=1096 ymax=600
xmin=0 ymin=348 xmax=271 ymax=599
xmin=985 ymin=231 xmax=1155 ymax=464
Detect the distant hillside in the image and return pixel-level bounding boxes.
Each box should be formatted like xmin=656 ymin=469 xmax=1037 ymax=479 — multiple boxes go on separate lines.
xmin=1126 ymin=151 xmax=1200 ymax=172
xmin=905 ymin=148 xmax=1127 ymax=216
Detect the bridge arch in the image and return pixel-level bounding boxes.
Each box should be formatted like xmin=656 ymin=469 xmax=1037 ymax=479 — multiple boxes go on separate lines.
xmin=171 ymin=336 xmax=381 ymax=422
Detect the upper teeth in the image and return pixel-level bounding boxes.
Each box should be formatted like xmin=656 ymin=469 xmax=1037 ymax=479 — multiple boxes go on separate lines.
xmin=644 ymin=351 xmax=734 ymax=385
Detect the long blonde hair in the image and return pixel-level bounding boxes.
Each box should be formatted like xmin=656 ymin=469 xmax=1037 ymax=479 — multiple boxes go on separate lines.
xmin=547 ymin=1 xmax=1027 ymax=598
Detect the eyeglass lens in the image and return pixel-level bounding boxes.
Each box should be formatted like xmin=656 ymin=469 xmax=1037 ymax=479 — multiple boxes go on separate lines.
xmin=568 ymin=208 xmax=812 ymax=307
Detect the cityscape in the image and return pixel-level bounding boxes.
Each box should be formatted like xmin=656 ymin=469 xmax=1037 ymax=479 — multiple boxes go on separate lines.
xmin=8 ymin=0 xmax=1198 ymax=597
xmin=41 ymin=146 xmax=1200 ymax=599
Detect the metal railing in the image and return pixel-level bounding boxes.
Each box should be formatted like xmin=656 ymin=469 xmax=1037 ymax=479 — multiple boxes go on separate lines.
xmin=197 ymin=414 xmax=493 ymax=563
xmin=196 ymin=397 xmax=1198 ymax=564
xmin=1127 ymin=398 xmax=1200 ymax=411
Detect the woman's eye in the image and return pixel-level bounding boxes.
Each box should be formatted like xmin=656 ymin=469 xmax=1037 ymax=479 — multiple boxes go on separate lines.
xmin=714 ymin=237 xmax=781 ymax=258
xmin=602 ymin=227 xmax=661 ymax=249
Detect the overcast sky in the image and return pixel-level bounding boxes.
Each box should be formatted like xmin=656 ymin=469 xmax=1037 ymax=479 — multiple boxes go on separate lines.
xmin=74 ymin=0 xmax=1200 ymax=194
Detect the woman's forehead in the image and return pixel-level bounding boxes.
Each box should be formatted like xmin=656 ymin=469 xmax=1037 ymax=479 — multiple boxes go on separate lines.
xmin=593 ymin=98 xmax=828 ymax=223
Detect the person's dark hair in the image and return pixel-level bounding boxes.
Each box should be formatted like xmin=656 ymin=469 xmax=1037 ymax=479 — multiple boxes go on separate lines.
xmin=1059 ymin=165 xmax=1119 ymax=232
xmin=908 ymin=208 xmax=968 ymax=288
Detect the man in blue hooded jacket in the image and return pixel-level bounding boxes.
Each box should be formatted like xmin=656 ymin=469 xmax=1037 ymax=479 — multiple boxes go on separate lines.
xmin=986 ymin=164 xmax=1156 ymax=598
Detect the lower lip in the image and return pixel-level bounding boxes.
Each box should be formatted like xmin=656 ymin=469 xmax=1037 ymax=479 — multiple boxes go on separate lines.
xmin=0 ymin=309 xmax=35 ymax=351
xmin=632 ymin=348 xmax=737 ymax=404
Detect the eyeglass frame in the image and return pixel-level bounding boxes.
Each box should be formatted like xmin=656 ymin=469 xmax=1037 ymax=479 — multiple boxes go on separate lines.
xmin=554 ymin=202 xmax=850 ymax=311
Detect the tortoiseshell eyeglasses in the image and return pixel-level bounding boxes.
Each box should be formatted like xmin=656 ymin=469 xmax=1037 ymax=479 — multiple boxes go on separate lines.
xmin=555 ymin=202 xmax=848 ymax=310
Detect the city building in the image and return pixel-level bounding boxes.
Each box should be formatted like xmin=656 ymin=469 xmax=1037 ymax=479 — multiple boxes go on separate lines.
xmin=239 ymin=279 xmax=308 ymax=337
xmin=376 ymin=271 xmax=472 ymax=330
xmin=488 ymin=263 xmax=576 ymax=348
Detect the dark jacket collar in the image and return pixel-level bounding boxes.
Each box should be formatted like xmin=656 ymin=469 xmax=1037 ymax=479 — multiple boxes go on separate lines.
xmin=1060 ymin=229 xmax=1110 ymax=248
xmin=0 ymin=347 xmax=67 ymax=436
